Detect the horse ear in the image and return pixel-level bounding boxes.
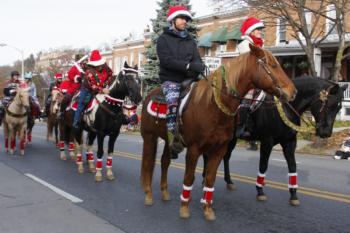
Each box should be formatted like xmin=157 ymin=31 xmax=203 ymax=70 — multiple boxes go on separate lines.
xmin=249 ymin=43 xmax=265 ymax=58
xmin=133 ymin=64 xmax=138 ymax=70
xmin=124 ymin=61 xmax=130 ymax=68
xmin=329 ymin=84 xmax=340 ymax=95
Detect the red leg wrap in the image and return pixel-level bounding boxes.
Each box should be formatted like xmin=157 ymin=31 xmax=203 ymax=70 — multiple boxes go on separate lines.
xmin=11 ymin=139 xmax=16 ymax=150
xmin=87 ymin=152 xmax=94 ymax=161
xmin=20 ymin=140 xmax=25 ymax=150
xmin=76 ymin=153 xmax=82 ymax=164
xmin=106 ymin=156 xmax=112 ymax=168
xmin=256 ymin=173 xmax=265 ymax=187
xmin=27 ymin=133 xmax=32 ymax=142
xmin=69 ymin=142 xmax=74 ymax=151
xmin=180 ymin=185 xmax=192 ymax=202
xmin=59 ymin=141 xmax=65 ymax=151
xmin=96 ymin=159 xmax=103 ymax=170
xmin=201 ymin=187 xmax=214 ymax=205
xmin=288 ymin=173 xmax=298 ymax=188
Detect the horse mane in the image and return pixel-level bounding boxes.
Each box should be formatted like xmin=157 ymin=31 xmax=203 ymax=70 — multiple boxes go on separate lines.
xmin=193 ymin=52 xmax=251 ymax=107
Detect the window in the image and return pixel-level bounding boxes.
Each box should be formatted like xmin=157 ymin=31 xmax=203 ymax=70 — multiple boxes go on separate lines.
xmin=277 ymin=18 xmax=287 ymax=43
xmin=299 ymin=10 xmax=312 ymax=39
xmin=138 ymin=52 xmax=144 ymax=68
xmin=204 ymin=47 xmax=211 ymax=56
xmin=327 ymin=4 xmax=337 ymax=35
xmin=216 ymin=43 xmax=226 ymax=53
xmin=130 ymin=52 xmax=134 ymax=66
xmin=345 ymin=108 xmax=350 ymax=116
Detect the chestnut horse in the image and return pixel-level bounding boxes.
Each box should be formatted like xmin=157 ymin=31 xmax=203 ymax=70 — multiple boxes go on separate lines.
xmin=140 ymin=44 xmax=297 ymax=221
xmin=46 ymin=89 xmax=61 ymax=146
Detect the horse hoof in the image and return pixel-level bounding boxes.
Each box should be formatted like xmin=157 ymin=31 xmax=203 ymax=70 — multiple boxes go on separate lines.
xmin=60 ymin=155 xmax=67 ymax=161
xmin=144 ymin=195 xmax=154 ymax=206
xmin=20 ymin=150 xmax=24 ymax=156
xmin=161 ymin=191 xmax=171 ymax=201
xmin=179 ymin=204 xmax=190 ymax=219
xmin=70 ymin=155 xmax=76 ymax=161
xmin=226 ymin=183 xmax=236 ymax=191
xmin=257 ymin=195 xmax=267 ymax=201
xmin=88 ymin=166 xmax=96 ymax=173
xmin=106 ymin=174 xmax=115 ymax=181
xmin=203 ymin=206 xmax=216 ymax=221
xmin=95 ymin=171 xmax=102 ymax=182
xmin=78 ymin=165 xmax=84 ymax=174
xmin=290 ymin=199 xmax=300 ymax=206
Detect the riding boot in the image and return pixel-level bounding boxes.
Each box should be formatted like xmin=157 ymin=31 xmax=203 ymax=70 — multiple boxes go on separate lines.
xmin=235 ymin=106 xmax=251 ymax=139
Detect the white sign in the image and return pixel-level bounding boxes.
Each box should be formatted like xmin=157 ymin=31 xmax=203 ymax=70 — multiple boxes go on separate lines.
xmin=204 ymin=57 xmax=222 ymax=72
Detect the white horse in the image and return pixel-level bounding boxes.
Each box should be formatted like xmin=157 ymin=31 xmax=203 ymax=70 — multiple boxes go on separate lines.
xmin=3 ymin=85 xmax=30 ymax=155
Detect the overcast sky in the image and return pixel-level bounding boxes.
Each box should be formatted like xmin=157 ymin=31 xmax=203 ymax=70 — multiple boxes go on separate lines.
xmin=0 ymin=0 xmax=213 ymax=66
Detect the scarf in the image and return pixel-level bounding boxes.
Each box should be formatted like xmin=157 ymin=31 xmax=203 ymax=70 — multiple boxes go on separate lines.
xmin=169 ymin=26 xmax=189 ymax=38
xmin=249 ymin=35 xmax=264 ymax=47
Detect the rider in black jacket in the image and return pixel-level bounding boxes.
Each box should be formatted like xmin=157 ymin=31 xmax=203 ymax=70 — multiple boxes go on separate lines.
xmin=157 ymin=5 xmax=205 ymax=150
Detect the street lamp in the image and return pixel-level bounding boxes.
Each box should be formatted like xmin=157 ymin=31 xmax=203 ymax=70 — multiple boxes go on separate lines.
xmin=0 ymin=43 xmax=24 ymax=79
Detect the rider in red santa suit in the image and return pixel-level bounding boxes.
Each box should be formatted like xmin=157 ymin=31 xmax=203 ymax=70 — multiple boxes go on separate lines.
xmin=58 ymin=54 xmax=87 ymax=119
xmin=236 ymin=17 xmax=265 ymax=150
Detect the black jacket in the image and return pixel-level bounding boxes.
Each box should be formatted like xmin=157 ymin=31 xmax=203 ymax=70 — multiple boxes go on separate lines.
xmin=156 ymin=27 xmax=203 ymax=83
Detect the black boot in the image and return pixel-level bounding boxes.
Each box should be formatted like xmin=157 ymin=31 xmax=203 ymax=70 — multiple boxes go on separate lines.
xmin=235 ymin=106 xmax=251 ymax=139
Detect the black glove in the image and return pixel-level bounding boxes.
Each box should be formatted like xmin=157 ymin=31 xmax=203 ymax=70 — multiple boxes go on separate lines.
xmin=189 ymin=62 xmax=205 ymax=73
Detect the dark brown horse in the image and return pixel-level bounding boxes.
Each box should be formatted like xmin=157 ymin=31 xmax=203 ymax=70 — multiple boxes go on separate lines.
xmin=140 ymin=44 xmax=297 ymax=221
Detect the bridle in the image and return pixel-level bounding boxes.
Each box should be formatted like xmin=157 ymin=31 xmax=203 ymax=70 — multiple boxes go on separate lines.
xmin=256 ymin=55 xmax=283 ymax=98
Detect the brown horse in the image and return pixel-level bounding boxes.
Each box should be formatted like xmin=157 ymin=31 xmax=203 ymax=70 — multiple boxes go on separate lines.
xmin=140 ymin=44 xmax=297 ymax=221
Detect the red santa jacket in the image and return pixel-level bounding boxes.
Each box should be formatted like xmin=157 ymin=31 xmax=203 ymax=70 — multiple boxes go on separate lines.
xmin=83 ymin=64 xmax=114 ymax=93
xmin=58 ymin=80 xmax=72 ymax=94
xmin=67 ymin=64 xmax=84 ymax=94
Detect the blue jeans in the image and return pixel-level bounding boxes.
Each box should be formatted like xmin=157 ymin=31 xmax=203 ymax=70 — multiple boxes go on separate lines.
xmin=73 ymin=87 xmax=92 ymax=126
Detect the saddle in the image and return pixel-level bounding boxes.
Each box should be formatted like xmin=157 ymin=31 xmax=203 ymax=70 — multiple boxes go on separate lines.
xmin=69 ymin=91 xmax=98 ymax=113
xmin=147 ymin=79 xmax=197 ymax=119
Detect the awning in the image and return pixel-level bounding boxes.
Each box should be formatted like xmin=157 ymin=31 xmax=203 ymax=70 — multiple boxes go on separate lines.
xmin=225 ymin=25 xmax=242 ymax=41
xmin=210 ymin=27 xmax=227 ymax=43
xmin=198 ymin=32 xmax=212 ymax=47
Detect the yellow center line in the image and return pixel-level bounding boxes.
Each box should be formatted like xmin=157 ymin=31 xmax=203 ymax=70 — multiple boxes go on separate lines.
xmin=34 ymin=134 xmax=350 ymax=204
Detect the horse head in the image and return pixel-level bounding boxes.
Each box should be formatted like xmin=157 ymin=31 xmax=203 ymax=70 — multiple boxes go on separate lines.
xmin=111 ymin=62 xmax=142 ymax=105
xmin=51 ymin=89 xmax=62 ymax=115
xmin=309 ymin=82 xmax=347 ymax=138
xmin=248 ymin=44 xmax=297 ymax=102
xmin=15 ymin=85 xmax=30 ymax=111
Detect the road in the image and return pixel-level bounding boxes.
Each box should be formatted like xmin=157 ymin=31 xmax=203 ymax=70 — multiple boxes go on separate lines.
xmin=0 ymin=123 xmax=349 ymax=233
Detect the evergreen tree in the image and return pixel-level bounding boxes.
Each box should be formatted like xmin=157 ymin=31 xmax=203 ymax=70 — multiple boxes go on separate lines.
xmin=142 ymin=0 xmax=198 ymax=94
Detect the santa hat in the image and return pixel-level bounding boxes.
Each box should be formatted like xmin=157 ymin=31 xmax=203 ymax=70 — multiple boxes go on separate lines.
xmin=55 ymin=73 xmax=63 ymax=79
xmin=240 ymin=17 xmax=265 ymax=36
xmin=166 ymin=5 xmax=192 ymax=22
xmin=87 ymin=50 xmax=106 ymax=66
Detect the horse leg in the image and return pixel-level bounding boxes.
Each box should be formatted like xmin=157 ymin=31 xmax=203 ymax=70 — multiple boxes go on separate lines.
xmin=105 ymin=133 xmax=118 ymax=181
xmin=224 ymin=137 xmax=237 ymax=190
xmin=256 ymin=139 xmax=273 ymax=201
xmin=281 ymin=139 xmax=300 ymax=206
xmin=54 ymin=122 xmax=59 ymax=147
xmin=86 ymin=132 xmax=96 ymax=172
xmin=19 ymin=125 xmax=26 ymax=155
xmin=47 ymin=117 xmax=52 ymax=141
xmin=179 ymin=146 xmax=200 ymax=219
xmin=9 ymin=126 xmax=15 ymax=155
xmin=160 ymin=140 xmax=171 ymax=201
xmin=141 ymin=134 xmax=158 ymax=206
xmin=95 ymin=134 xmax=105 ymax=182
xmin=201 ymin=146 xmax=227 ymax=221
xmin=74 ymin=128 xmax=84 ymax=173
xmin=4 ymin=123 xmax=9 ymax=153
xmin=59 ymin=136 xmax=66 ymax=161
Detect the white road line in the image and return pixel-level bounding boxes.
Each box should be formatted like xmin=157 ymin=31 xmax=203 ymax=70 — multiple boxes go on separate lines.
xmin=24 ymin=173 xmax=83 ymax=203
xmin=271 ymin=159 xmax=300 ymax=164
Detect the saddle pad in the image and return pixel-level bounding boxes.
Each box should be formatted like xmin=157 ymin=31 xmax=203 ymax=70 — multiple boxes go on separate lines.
xmin=70 ymin=97 xmax=98 ymax=113
xmin=147 ymin=100 xmax=167 ymax=119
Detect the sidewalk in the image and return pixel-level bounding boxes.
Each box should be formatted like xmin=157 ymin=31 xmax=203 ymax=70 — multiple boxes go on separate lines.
xmin=0 ymin=161 xmax=125 ymax=233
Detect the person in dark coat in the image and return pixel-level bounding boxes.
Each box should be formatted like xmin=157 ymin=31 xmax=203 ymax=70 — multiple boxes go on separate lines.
xmin=157 ymin=5 xmax=205 ymax=146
